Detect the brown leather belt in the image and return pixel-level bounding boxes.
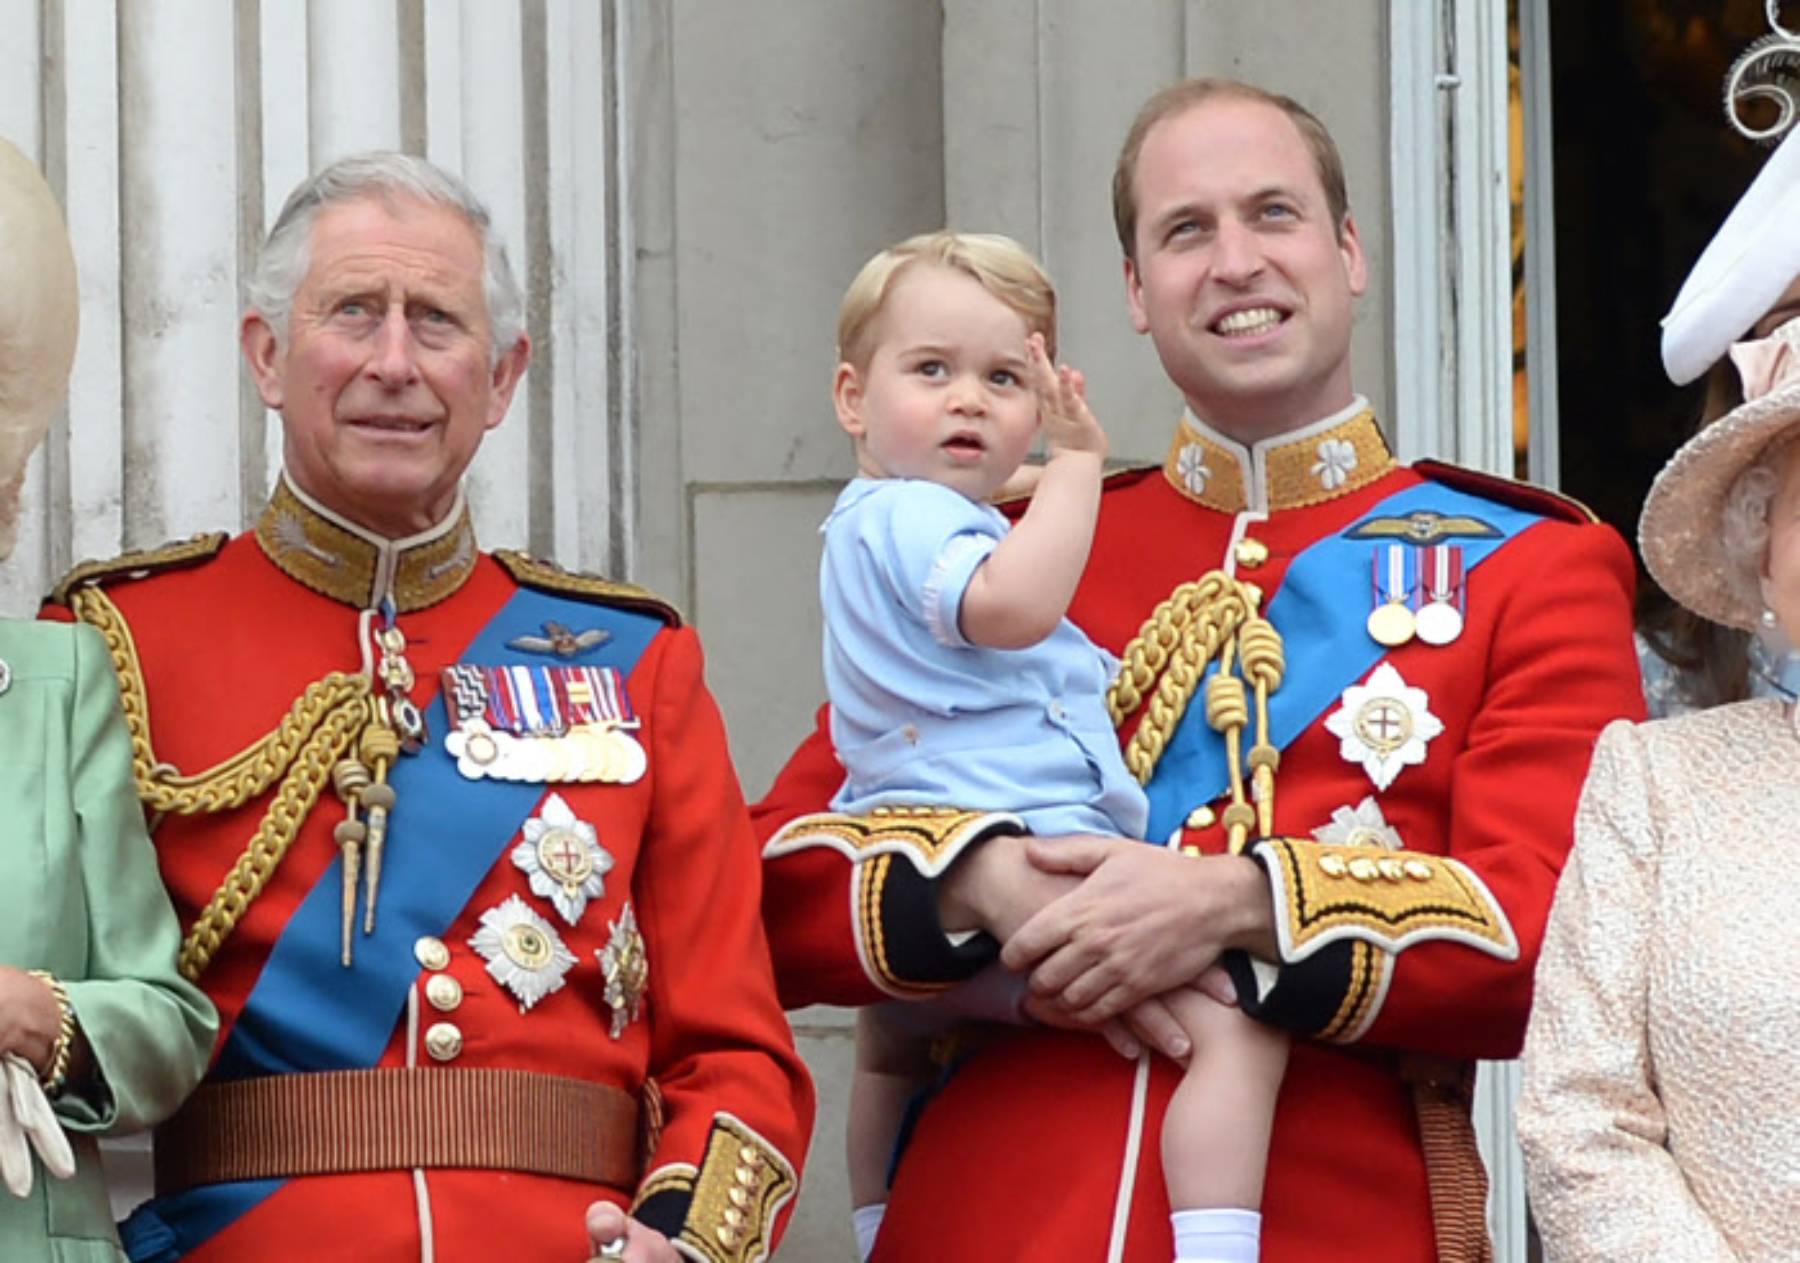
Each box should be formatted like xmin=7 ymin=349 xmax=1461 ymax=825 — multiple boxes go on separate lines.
xmin=154 ymin=1067 xmax=640 ymax=1193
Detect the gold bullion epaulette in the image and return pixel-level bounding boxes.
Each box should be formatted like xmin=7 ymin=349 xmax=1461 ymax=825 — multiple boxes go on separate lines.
xmin=493 ymin=550 xmax=681 ymax=627
xmin=46 ymin=532 xmax=230 ymax=606
xmin=1414 ymin=459 xmax=1599 ymax=525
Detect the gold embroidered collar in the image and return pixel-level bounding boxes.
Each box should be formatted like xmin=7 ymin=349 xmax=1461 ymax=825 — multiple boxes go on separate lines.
xmin=1161 ymin=400 xmax=1397 ymax=514
xmin=254 ymin=474 xmax=479 ymax=612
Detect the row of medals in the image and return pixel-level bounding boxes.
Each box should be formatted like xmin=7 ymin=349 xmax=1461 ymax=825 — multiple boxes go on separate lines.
xmin=459 ymin=720 xmax=647 ymax=785
xmin=1367 ymin=545 xmax=1464 ymax=648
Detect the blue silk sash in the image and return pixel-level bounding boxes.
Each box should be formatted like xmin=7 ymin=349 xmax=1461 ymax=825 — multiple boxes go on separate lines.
xmin=1142 ymin=481 xmax=1543 ymax=840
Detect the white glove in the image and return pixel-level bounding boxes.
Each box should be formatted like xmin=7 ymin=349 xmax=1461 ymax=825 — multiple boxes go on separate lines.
xmin=0 ymin=1054 xmax=74 ymax=1197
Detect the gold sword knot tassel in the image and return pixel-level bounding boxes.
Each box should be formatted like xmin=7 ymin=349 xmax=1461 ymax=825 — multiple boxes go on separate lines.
xmin=358 ymin=712 xmax=403 ymax=937
xmin=330 ymin=758 xmax=372 ymax=967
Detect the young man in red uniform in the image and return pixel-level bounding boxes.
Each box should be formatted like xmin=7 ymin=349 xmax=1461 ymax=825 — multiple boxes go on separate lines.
xmin=47 ymin=153 xmax=811 ymax=1263
xmin=756 ymin=78 xmax=1643 ymax=1262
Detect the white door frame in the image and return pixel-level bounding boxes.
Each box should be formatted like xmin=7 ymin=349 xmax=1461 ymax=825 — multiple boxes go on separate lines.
xmin=1389 ymin=1 xmax=1558 ymax=1259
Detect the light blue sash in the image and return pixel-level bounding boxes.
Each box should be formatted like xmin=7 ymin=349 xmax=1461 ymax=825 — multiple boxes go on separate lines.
xmin=1142 ymin=482 xmax=1543 ymax=840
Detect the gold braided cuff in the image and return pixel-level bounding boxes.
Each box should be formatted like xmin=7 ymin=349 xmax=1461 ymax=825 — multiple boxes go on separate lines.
xmin=761 ymin=806 xmax=1023 ymax=879
xmin=26 ymin=971 xmax=75 ymax=1097
xmin=635 ymin=1116 xmax=796 ymax=1263
xmin=1255 ymin=838 xmax=1519 ymax=964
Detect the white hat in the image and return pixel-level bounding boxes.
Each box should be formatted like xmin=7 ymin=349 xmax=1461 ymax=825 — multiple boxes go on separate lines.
xmin=1661 ymin=125 xmax=1800 ymax=386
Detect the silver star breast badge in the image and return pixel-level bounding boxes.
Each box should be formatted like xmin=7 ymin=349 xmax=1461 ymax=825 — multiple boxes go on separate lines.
xmin=512 ymin=793 xmax=614 ymax=925
xmin=1323 ymin=663 xmax=1444 ymax=791
xmin=468 ymin=895 xmax=578 ymax=1012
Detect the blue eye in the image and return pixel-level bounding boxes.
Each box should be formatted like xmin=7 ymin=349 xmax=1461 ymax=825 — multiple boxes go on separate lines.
xmin=989 ymin=369 xmax=1020 ymax=387
xmin=916 ymin=360 xmax=947 ymax=378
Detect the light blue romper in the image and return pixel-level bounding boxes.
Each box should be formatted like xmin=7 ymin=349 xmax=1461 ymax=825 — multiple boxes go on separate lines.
xmin=821 ymin=477 xmax=1148 ymax=839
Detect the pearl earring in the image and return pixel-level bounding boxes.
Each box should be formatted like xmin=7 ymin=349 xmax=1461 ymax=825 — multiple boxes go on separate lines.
xmin=1764 ymin=607 xmax=1780 ymax=629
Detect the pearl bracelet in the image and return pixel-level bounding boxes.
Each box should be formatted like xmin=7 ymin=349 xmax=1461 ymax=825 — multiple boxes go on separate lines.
xmin=25 ymin=971 xmax=74 ymax=1097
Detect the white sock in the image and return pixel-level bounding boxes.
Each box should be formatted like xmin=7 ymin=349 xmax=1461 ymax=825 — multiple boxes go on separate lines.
xmin=852 ymin=1202 xmax=886 ymax=1263
xmin=1172 ymin=1207 xmax=1261 ymax=1263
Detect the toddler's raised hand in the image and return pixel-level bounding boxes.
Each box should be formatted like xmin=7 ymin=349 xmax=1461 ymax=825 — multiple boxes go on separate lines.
xmin=1028 ymin=333 xmax=1108 ymax=461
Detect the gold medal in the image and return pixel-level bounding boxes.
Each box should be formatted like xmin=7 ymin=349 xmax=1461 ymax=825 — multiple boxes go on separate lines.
xmin=604 ymin=729 xmax=648 ymax=785
xmin=1365 ymin=601 xmax=1416 ymax=647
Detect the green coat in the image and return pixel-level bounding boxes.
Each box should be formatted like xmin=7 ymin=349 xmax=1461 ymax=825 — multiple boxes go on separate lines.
xmin=0 ymin=621 xmax=215 ymax=1261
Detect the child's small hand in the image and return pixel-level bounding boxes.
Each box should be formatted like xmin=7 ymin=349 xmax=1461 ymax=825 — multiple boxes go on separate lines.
xmin=1027 ymin=333 xmax=1108 ymax=461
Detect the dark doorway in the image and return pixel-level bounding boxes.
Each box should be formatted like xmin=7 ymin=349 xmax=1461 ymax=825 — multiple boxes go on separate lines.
xmin=1550 ymin=1 xmax=1769 ymax=558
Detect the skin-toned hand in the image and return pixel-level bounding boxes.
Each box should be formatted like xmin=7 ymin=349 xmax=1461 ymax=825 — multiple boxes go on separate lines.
xmin=1025 ymin=334 xmax=1108 ymax=461
xmin=584 ymin=1201 xmax=680 ymax=1263
xmin=0 ymin=968 xmax=60 ymax=1074
xmin=937 ymin=835 xmax=1196 ymax=1062
xmin=936 ymin=832 xmax=1079 ymax=942
xmin=999 ymin=836 xmax=1277 ymax=1025
xmin=1022 ymin=990 xmax=1192 ymax=1064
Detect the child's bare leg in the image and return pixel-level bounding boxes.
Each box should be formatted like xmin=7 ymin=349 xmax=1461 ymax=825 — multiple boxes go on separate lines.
xmin=848 ymin=1005 xmax=935 ymax=1209
xmin=1158 ymin=986 xmax=1289 ymax=1262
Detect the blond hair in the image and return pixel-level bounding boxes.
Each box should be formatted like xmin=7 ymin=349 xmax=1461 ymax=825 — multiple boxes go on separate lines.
xmin=836 ymin=232 xmax=1057 ymax=370
xmin=1112 ymin=78 xmax=1350 ymax=261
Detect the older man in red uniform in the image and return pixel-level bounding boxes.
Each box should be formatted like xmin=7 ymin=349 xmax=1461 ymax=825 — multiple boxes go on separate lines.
xmin=48 ymin=153 xmax=810 ymax=1263
xmin=756 ymin=79 xmax=1642 ymax=1261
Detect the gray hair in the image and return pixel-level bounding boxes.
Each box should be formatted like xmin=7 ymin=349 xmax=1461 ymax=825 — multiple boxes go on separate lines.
xmin=1720 ymin=431 xmax=1800 ymax=611
xmin=244 ymin=151 xmax=525 ymax=365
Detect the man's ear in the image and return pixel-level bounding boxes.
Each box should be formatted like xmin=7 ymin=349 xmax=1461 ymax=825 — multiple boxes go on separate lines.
xmin=832 ymin=362 xmax=867 ymax=439
xmin=241 ymin=312 xmax=286 ymax=410
xmin=1124 ymin=255 xmax=1150 ymax=335
xmin=1339 ymin=213 xmax=1369 ymax=298
xmin=484 ymin=335 xmax=532 ymax=431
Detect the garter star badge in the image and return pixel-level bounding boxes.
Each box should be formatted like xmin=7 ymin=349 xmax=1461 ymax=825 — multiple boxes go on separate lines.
xmin=1324 ymin=663 xmax=1443 ymax=791
xmin=597 ymin=903 xmax=649 ymax=1039
xmin=469 ymin=895 xmax=578 ymax=1012
xmin=512 ymin=793 xmax=613 ymax=925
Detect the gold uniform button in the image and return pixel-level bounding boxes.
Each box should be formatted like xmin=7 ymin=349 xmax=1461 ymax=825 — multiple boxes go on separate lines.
xmin=424 ymin=1021 xmax=463 ymax=1062
xmin=1233 ymin=537 xmax=1270 ymax=568
xmin=729 ymin=1187 xmax=751 ymax=1209
xmin=1185 ymin=805 xmax=1216 ymax=829
xmin=1347 ymin=856 xmax=1379 ymax=882
xmin=414 ymin=936 xmax=451 ymax=971
xmin=723 ymin=1208 xmax=745 ymax=1229
xmin=1404 ymin=858 xmax=1435 ymax=881
xmin=715 ymin=1225 xmax=739 ymax=1247
xmin=1377 ymin=858 xmax=1405 ymax=882
xmin=738 ymin=1145 xmax=760 ymax=1165
xmin=425 ymin=973 xmax=463 ymax=1012
xmin=1318 ymin=854 xmax=1349 ymax=878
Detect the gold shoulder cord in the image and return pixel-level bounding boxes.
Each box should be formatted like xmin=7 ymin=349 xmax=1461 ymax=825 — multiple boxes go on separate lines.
xmin=72 ymin=586 xmax=375 ymax=980
xmin=1106 ymin=569 xmax=1286 ymax=854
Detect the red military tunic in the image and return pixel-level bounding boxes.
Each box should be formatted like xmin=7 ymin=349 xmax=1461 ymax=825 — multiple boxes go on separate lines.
xmin=49 ymin=477 xmax=812 ymax=1263
xmin=755 ymin=407 xmax=1643 ymax=1262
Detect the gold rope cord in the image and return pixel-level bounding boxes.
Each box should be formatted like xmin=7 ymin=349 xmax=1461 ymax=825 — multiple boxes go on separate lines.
xmin=177 ymin=697 xmax=375 ymax=980
xmin=1106 ymin=570 xmax=1286 ymax=853
xmin=71 ymin=586 xmax=379 ymax=979
xmin=71 ymin=587 xmax=373 ymax=812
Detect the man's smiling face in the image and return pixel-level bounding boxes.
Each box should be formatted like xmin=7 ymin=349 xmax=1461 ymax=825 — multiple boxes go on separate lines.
xmin=1125 ymin=96 xmax=1367 ymax=443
